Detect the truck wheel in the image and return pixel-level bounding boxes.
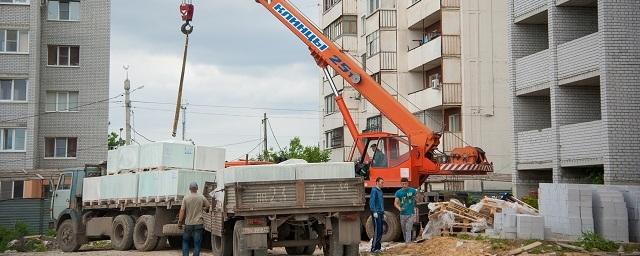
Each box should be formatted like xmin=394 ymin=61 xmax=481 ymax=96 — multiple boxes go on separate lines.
xmin=134 ymin=215 xmax=159 ymax=251
xmin=285 ymin=229 xmax=317 ymax=255
xmin=57 ymin=219 xmax=81 ymax=252
xmin=323 ymin=219 xmax=343 ymax=256
xmin=112 ymin=214 xmax=135 ymax=251
xmin=212 ymin=233 xmax=232 ymax=256
xmin=365 ymin=211 xmax=401 ymax=242
xmin=233 ymin=220 xmax=250 ymax=256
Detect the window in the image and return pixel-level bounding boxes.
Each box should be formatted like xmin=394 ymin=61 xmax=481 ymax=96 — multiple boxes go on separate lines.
xmin=12 ymin=181 xmax=23 ymax=199
xmin=0 ymin=0 xmax=29 ymax=4
xmin=367 ymin=0 xmax=379 ymax=14
xmin=1 ymin=128 xmax=26 ymax=151
xmin=0 ymin=181 xmax=24 ymax=199
xmin=448 ymin=114 xmax=461 ymax=132
xmin=0 ymin=29 xmax=29 ymax=53
xmin=325 ymin=128 xmax=344 ymax=149
xmin=45 ymin=137 xmax=77 ymax=158
xmin=366 ymin=31 xmax=379 ymax=57
xmin=48 ymin=0 xmax=80 ymax=21
xmin=57 ymin=173 xmax=72 ymax=190
xmin=366 ymin=115 xmax=382 ymax=131
xmin=46 ymin=91 xmax=78 ymax=112
xmin=0 ymin=79 xmax=27 ymax=102
xmin=324 ymin=94 xmax=337 ymax=115
xmin=47 ymin=45 xmax=79 ymax=66
xmin=323 ymin=16 xmax=357 ymax=41
xmin=323 ymin=0 xmax=341 ymax=12
xmin=371 ymin=72 xmax=381 ymax=84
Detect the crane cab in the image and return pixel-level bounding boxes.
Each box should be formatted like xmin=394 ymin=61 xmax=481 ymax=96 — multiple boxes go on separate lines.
xmin=353 ymin=132 xmax=419 ymax=188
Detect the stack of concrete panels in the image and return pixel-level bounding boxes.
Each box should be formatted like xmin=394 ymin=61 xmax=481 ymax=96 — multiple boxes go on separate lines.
xmin=495 ymin=212 xmax=518 ymax=239
xmin=82 ymin=177 xmax=101 ymax=202
xmin=138 ymin=142 xmax=196 ymax=170
xmin=538 ymin=183 xmax=594 ymax=241
xmin=516 ymin=214 xmax=545 ymax=240
xmin=137 ymin=169 xmax=216 ymax=203
xmin=193 ymin=146 xmax=225 ymax=171
xmin=98 ymin=173 xmax=139 ymax=202
xmin=596 ymin=185 xmax=640 ymax=242
xmin=294 ymin=162 xmax=355 ymax=180
xmin=592 ymin=190 xmax=629 ymax=243
xmin=107 ymin=144 xmax=140 ymax=174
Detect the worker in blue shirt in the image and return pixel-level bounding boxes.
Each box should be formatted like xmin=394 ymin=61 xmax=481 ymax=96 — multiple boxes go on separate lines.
xmin=369 ymin=177 xmax=385 ymax=253
xmin=394 ymin=177 xmax=417 ymax=243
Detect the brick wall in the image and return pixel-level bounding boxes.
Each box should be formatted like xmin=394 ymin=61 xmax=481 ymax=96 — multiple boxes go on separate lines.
xmin=599 ymin=0 xmax=640 ymax=184
xmin=513 ymin=0 xmax=547 ymax=19
xmin=557 ymin=32 xmax=601 ymax=80
xmin=555 ymin=85 xmax=601 ymax=126
xmin=517 ymin=128 xmax=553 ymax=162
xmin=559 ymin=120 xmax=604 ymax=162
xmin=516 ymin=49 xmax=550 ymax=90
xmin=513 ymin=96 xmax=552 ymax=132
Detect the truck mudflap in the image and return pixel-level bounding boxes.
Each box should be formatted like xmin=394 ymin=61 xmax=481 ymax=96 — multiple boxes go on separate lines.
xmin=338 ymin=213 xmax=361 ymax=245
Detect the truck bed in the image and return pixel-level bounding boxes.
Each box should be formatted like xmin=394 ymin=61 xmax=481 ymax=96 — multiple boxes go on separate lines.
xmin=219 ymin=177 xmax=364 ymax=216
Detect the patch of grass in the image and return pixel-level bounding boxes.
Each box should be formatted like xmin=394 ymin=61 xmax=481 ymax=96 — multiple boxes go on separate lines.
xmin=0 ymin=222 xmax=31 ymax=252
xmin=576 ymin=231 xmax=618 ymax=252
xmin=489 ymin=238 xmax=511 ymax=251
xmin=624 ymin=243 xmax=640 ymax=253
xmin=456 ymin=233 xmax=471 ymax=240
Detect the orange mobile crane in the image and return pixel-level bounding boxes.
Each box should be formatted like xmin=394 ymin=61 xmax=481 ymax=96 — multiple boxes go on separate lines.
xmin=253 ymin=0 xmax=493 ymax=241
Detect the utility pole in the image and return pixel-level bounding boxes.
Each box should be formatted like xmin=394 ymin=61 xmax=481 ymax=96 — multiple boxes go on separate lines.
xmin=181 ymin=103 xmax=188 ymax=141
xmin=262 ymin=113 xmax=268 ymax=159
xmin=123 ymin=66 xmax=132 ymax=145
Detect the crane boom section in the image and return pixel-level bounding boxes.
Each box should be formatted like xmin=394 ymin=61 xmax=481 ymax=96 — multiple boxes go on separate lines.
xmin=256 ymin=0 xmax=437 ymax=150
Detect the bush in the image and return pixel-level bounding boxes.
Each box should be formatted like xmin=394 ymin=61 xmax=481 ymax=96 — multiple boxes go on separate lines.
xmin=577 ymin=231 xmax=618 ymax=252
xmin=521 ymin=195 xmax=538 ymax=210
xmin=0 ymin=222 xmax=31 ymax=252
xmin=22 ymin=239 xmax=47 ymax=252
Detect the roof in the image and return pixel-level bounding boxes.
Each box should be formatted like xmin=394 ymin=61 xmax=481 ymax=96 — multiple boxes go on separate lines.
xmin=0 ymin=169 xmax=63 ymax=182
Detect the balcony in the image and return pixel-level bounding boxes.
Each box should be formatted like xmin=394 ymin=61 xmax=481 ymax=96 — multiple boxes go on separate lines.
xmin=322 ymin=0 xmax=357 ymax=28
xmin=557 ymin=32 xmax=601 ymax=85
xmin=516 ymin=128 xmax=553 ymax=170
xmin=513 ymin=0 xmax=548 ymax=24
xmin=333 ymin=35 xmax=358 ymax=52
xmin=515 ymin=49 xmax=550 ymax=96
xmin=322 ymin=112 xmax=344 ymax=131
xmin=407 ymin=0 xmax=441 ymax=29
xmin=408 ymin=37 xmax=442 ymax=72
xmin=559 ymin=120 xmax=603 ymax=167
xmin=407 ymin=88 xmax=442 ymax=110
xmin=366 ymin=51 xmax=397 ymax=73
xmin=556 ymin=0 xmax=597 ymax=7
xmin=365 ymin=9 xmax=397 ymax=33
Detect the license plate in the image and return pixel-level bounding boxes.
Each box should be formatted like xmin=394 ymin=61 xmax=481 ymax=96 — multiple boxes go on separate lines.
xmin=241 ymin=226 xmax=269 ymax=235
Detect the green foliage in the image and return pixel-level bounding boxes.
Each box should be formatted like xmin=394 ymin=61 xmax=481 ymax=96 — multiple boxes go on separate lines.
xmin=259 ymin=137 xmax=330 ymax=163
xmin=108 ymin=132 xmax=120 ymax=150
xmin=45 ymin=229 xmax=56 ymax=237
xmin=577 ymin=231 xmax=617 ymax=252
xmin=0 ymin=222 xmax=31 ymax=252
xmin=22 ymin=239 xmax=46 ymax=252
xmin=521 ymin=195 xmax=539 ymax=210
xmin=587 ymin=168 xmax=604 ymax=184
xmin=456 ymin=233 xmax=471 ymax=240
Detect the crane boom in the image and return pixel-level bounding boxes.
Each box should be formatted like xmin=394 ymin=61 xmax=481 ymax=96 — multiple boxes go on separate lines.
xmin=255 ymin=0 xmax=492 ymax=186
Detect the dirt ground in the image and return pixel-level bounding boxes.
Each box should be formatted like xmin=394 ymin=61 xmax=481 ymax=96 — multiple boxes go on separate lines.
xmin=5 ymin=248 xmax=322 ymax=256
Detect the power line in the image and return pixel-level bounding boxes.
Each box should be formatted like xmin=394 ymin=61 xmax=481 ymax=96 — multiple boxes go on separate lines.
xmin=213 ymin=138 xmax=262 ymax=148
xmin=131 ymin=127 xmax=156 ymax=143
xmin=267 ymin=119 xmax=283 ymax=151
xmin=232 ymin=141 xmax=263 ymax=162
xmin=0 ymin=93 xmax=124 ymax=123
xmin=126 ymin=100 xmax=320 ymax=113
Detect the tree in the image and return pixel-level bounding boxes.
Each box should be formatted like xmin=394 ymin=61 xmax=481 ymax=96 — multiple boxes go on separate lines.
xmin=259 ymin=137 xmax=330 ymax=163
xmin=108 ymin=132 xmax=120 ymax=150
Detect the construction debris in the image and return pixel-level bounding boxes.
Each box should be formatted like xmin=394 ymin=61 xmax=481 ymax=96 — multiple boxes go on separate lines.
xmin=506 ymin=241 xmax=542 ymax=255
xmin=421 ymin=196 xmax=538 ymax=239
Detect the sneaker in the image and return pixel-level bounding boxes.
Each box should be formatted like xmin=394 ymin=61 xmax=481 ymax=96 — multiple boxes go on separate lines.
xmin=371 ymin=249 xmax=382 ymax=254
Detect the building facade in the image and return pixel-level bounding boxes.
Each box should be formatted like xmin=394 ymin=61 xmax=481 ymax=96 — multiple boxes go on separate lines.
xmin=0 ymin=0 xmax=110 ymax=199
xmin=319 ymin=0 xmax=512 ymax=182
xmin=509 ymin=0 xmax=640 ymax=196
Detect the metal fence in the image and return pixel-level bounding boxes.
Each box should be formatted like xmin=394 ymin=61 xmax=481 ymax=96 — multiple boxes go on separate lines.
xmin=0 ymin=198 xmax=52 ymax=235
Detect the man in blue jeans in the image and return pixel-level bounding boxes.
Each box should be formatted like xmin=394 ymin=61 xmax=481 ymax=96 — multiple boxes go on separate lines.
xmin=394 ymin=177 xmax=417 ymax=243
xmin=178 ymin=182 xmax=210 ymax=256
xmin=370 ymin=177 xmax=385 ymax=253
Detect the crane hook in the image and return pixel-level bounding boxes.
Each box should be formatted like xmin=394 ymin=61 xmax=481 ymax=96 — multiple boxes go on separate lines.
xmin=181 ymin=22 xmax=193 ymax=35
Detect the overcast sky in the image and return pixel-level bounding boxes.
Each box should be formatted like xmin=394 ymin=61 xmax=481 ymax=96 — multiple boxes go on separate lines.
xmin=108 ymin=1 xmax=324 ymax=161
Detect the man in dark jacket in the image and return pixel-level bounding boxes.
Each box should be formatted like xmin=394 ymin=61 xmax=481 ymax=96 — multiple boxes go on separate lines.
xmin=369 ymin=177 xmax=384 ymax=253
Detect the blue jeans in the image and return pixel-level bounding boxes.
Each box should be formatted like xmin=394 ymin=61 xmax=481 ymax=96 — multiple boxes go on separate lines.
xmin=182 ymin=224 xmax=203 ymax=256
xmin=371 ymin=212 xmax=384 ymax=252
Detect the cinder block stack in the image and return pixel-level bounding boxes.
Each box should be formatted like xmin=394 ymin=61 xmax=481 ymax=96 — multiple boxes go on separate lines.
xmin=599 ymin=186 xmax=640 ymax=242
xmin=538 ymin=183 xmax=594 ymax=240
xmin=592 ymin=190 xmax=629 ymax=243
xmin=516 ymin=214 xmax=545 ymax=240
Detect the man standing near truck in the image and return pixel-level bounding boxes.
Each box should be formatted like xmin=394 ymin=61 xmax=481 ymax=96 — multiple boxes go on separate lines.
xmin=370 ymin=177 xmax=384 ymax=253
xmin=178 ymin=182 xmax=210 ymax=256
xmin=394 ymin=177 xmax=417 ymax=243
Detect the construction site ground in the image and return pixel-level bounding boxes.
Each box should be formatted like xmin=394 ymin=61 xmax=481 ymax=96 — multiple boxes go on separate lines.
xmin=8 ymin=236 xmax=640 ymax=256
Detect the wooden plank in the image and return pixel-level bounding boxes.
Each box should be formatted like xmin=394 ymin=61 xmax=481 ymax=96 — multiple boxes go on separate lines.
xmin=507 ymin=241 xmax=542 ymax=255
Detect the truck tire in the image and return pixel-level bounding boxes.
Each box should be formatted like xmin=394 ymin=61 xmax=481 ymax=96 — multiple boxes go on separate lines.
xmin=323 ymin=219 xmax=343 ymax=256
xmin=285 ymin=229 xmax=317 ymax=255
xmin=233 ymin=220 xmax=250 ymax=256
xmin=57 ymin=219 xmax=81 ymax=252
xmin=134 ymin=215 xmax=159 ymax=251
xmin=365 ymin=211 xmax=401 ymax=242
xmin=212 ymin=234 xmax=232 ymax=256
xmin=111 ymin=214 xmax=135 ymax=251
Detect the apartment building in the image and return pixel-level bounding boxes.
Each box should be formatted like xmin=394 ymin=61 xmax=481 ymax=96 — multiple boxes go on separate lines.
xmin=319 ymin=0 xmax=512 ymax=182
xmin=509 ymin=0 xmax=640 ymax=196
xmin=0 ymin=0 xmax=110 ymax=199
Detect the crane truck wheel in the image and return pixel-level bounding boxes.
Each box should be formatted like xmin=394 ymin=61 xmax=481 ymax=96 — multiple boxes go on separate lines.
xmin=57 ymin=219 xmax=81 ymax=252
xmin=365 ymin=211 xmax=401 ymax=242
xmin=212 ymin=234 xmax=232 ymax=256
xmin=133 ymin=215 xmax=159 ymax=251
xmin=233 ymin=220 xmax=251 ymax=256
xmin=111 ymin=214 xmax=135 ymax=251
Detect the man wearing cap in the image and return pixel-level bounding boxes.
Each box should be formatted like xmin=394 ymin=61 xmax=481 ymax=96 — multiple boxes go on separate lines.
xmin=178 ymin=182 xmax=210 ymax=256
xmin=394 ymin=177 xmax=417 ymax=243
